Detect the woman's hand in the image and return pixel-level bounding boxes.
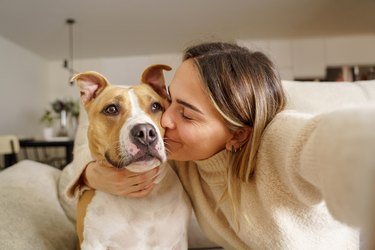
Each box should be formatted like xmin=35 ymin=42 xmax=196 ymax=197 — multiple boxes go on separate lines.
xmin=82 ymin=160 xmax=160 ymax=198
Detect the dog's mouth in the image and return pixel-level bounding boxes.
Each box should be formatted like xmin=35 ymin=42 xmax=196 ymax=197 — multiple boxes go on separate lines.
xmin=104 ymin=148 xmax=163 ymax=171
xmin=134 ymin=153 xmax=156 ymax=162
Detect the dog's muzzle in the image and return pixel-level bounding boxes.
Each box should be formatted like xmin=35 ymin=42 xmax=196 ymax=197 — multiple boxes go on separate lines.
xmin=104 ymin=122 xmax=165 ymax=171
xmin=130 ymin=123 xmax=158 ymax=147
xmin=129 ymin=123 xmax=163 ymax=163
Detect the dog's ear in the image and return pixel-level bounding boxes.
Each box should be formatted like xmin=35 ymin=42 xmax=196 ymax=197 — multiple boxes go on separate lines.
xmin=71 ymin=71 xmax=110 ymax=105
xmin=141 ymin=64 xmax=171 ymax=99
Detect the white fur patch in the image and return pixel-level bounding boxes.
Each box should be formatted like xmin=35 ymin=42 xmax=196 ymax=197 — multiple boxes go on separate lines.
xmin=118 ymin=89 xmax=166 ymax=172
xmin=82 ymin=168 xmax=191 ymax=250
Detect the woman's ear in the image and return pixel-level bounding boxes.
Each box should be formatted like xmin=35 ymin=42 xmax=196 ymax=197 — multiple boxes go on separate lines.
xmin=225 ymin=127 xmax=252 ymax=151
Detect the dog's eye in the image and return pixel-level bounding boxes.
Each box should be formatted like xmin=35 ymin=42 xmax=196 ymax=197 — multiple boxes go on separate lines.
xmin=103 ymin=104 xmax=119 ymax=115
xmin=151 ymin=102 xmax=163 ymax=113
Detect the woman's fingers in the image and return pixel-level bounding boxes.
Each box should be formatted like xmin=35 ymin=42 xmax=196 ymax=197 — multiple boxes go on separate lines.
xmin=126 ymin=183 xmax=155 ymax=198
xmin=125 ymin=167 xmax=160 ymax=186
xmin=118 ymin=168 xmax=160 ymax=195
xmin=125 ymin=176 xmax=158 ymax=194
xmin=93 ymin=161 xmax=160 ymax=196
xmin=85 ymin=160 xmax=160 ymax=197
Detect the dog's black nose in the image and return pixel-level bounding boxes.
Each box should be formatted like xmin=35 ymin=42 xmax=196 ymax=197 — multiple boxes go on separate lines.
xmin=130 ymin=123 xmax=158 ymax=146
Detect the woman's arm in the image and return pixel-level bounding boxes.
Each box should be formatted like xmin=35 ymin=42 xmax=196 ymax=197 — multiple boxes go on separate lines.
xmin=83 ymin=160 xmax=159 ymax=198
xmin=260 ymin=105 xmax=375 ymax=227
xmin=299 ymin=104 xmax=375 ymax=226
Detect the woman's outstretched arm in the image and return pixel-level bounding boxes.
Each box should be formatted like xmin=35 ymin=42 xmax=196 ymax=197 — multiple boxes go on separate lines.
xmin=260 ymin=105 xmax=375 ymax=227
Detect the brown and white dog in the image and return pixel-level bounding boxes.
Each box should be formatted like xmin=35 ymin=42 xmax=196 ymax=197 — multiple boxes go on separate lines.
xmin=72 ymin=65 xmax=191 ymax=250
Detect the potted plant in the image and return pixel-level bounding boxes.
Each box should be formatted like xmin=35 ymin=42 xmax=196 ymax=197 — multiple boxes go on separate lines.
xmin=40 ymin=110 xmax=55 ymax=139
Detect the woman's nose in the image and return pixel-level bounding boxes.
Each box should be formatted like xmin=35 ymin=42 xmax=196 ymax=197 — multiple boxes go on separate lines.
xmin=161 ymin=106 xmax=175 ymax=129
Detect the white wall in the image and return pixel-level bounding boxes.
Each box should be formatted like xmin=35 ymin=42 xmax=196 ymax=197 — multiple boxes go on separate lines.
xmin=1 ymin=34 xmax=374 ymax=138
xmin=0 ymin=36 xmax=48 ymax=138
xmin=238 ymin=34 xmax=375 ymax=80
xmin=46 ymin=53 xmax=180 ymax=102
xmin=48 ymin=34 xmax=375 ymax=103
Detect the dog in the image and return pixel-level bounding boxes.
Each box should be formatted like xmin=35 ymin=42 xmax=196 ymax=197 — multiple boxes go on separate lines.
xmin=72 ymin=65 xmax=191 ymax=250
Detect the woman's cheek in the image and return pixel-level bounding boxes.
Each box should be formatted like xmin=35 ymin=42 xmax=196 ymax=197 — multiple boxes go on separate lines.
xmin=185 ymin=124 xmax=202 ymax=141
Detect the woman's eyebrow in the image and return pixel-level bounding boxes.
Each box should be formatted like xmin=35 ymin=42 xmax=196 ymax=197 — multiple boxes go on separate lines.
xmin=176 ymin=99 xmax=203 ymax=114
xmin=168 ymin=86 xmax=203 ymax=114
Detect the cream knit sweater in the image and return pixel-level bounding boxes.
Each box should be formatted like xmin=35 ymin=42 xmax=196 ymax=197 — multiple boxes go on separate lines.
xmin=62 ymin=106 xmax=375 ymax=249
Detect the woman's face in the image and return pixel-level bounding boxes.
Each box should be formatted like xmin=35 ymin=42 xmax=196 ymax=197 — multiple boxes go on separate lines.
xmin=161 ymin=59 xmax=233 ymax=161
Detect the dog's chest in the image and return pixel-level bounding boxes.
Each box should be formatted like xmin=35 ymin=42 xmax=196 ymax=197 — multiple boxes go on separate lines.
xmin=82 ymin=168 xmax=190 ymax=250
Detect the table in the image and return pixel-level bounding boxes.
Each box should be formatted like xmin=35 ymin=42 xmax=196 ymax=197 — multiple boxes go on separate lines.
xmin=18 ymin=138 xmax=74 ymax=169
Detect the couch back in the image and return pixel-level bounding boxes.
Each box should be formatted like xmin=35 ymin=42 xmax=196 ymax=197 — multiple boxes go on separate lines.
xmin=283 ymin=80 xmax=375 ymax=114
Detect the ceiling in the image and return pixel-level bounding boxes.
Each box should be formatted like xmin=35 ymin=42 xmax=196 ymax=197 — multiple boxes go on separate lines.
xmin=0 ymin=0 xmax=374 ymax=60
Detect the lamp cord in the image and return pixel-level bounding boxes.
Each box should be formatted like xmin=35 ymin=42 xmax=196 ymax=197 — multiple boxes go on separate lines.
xmin=65 ymin=18 xmax=76 ymax=85
xmin=69 ymin=20 xmax=74 ymax=77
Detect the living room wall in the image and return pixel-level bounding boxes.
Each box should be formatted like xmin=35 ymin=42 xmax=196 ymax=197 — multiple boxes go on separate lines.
xmin=46 ymin=53 xmax=180 ymax=103
xmin=238 ymin=34 xmax=375 ymax=80
xmin=48 ymin=34 xmax=375 ymax=104
xmin=0 ymin=36 xmax=49 ymax=138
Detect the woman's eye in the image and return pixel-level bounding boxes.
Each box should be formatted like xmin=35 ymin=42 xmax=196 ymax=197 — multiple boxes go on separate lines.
xmin=182 ymin=114 xmax=192 ymax=120
xmin=103 ymin=104 xmax=119 ymax=115
xmin=180 ymin=110 xmax=193 ymax=120
xmin=151 ymin=102 xmax=163 ymax=113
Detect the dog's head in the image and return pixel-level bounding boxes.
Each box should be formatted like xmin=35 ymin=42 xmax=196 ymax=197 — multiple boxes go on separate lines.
xmin=72 ymin=64 xmax=171 ymax=172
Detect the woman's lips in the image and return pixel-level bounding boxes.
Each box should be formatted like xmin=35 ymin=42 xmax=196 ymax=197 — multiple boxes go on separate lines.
xmin=164 ymin=136 xmax=177 ymax=143
xmin=164 ymin=136 xmax=180 ymax=148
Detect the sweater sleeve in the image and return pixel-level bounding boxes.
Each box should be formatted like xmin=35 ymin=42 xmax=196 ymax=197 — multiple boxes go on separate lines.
xmin=259 ymin=105 xmax=375 ymax=227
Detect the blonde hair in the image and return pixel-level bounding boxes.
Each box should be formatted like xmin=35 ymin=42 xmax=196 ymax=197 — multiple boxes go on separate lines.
xmin=183 ymin=42 xmax=286 ymax=224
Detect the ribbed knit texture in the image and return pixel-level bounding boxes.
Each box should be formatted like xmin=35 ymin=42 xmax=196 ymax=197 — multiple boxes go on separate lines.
xmin=171 ymin=107 xmax=375 ymax=249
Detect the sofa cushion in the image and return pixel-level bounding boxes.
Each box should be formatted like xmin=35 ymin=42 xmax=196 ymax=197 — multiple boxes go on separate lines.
xmin=282 ymin=80 xmax=375 ymax=114
xmin=0 ymin=160 xmax=76 ymax=250
xmin=357 ymin=80 xmax=375 ymax=100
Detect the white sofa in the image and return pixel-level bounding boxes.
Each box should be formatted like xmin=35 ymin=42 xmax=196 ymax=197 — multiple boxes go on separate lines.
xmin=0 ymin=79 xmax=374 ymax=250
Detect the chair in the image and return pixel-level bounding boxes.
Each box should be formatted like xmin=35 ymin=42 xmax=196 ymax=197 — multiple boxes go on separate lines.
xmin=19 ymin=139 xmax=71 ymax=169
xmin=0 ymin=135 xmax=20 ymax=168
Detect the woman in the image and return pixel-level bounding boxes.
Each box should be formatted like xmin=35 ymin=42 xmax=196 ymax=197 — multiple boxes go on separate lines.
xmin=64 ymin=42 xmax=374 ymax=249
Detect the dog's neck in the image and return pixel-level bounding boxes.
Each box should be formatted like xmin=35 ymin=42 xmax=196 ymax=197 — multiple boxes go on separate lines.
xmin=127 ymin=165 xmax=182 ymax=210
xmin=153 ymin=162 xmax=169 ymax=185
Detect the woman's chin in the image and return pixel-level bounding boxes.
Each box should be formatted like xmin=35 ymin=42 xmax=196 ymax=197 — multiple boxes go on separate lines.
xmin=166 ymin=150 xmax=177 ymax=160
xmin=165 ymin=143 xmax=182 ymax=158
xmin=166 ymin=151 xmax=192 ymax=161
xmin=166 ymin=150 xmax=184 ymax=161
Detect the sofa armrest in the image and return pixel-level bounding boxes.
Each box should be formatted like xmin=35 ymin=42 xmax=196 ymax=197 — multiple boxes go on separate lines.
xmin=0 ymin=160 xmax=76 ymax=250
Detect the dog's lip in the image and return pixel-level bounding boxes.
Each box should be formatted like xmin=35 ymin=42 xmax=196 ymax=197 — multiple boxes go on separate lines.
xmin=105 ymin=144 xmax=165 ymax=168
xmin=133 ymin=153 xmax=161 ymax=163
xmin=105 ymin=152 xmax=163 ymax=168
